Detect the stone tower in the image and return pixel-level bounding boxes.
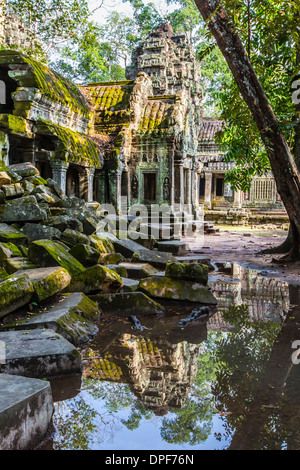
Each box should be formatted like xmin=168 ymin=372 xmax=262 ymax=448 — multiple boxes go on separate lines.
xmin=126 ymin=23 xmax=203 ymax=126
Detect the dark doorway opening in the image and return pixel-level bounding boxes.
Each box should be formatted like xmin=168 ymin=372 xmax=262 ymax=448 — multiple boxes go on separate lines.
xmin=216 ymin=178 xmax=224 ymax=197
xmin=66 ymin=166 xmax=80 ymax=198
xmin=144 ymin=172 xmax=156 ymax=201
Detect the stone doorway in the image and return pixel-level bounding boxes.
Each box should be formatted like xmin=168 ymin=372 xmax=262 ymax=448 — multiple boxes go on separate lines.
xmin=66 ymin=165 xmax=80 ymax=198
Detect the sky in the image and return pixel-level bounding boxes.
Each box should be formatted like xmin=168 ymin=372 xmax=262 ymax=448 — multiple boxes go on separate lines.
xmin=88 ymin=0 xmax=176 ymax=24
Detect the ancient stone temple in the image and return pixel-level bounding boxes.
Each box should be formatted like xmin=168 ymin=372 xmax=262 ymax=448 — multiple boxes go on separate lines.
xmin=0 ymin=13 xmax=286 ymax=225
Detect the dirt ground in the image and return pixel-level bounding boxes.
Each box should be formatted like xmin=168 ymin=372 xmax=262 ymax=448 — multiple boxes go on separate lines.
xmin=185 ymin=225 xmax=300 ymax=286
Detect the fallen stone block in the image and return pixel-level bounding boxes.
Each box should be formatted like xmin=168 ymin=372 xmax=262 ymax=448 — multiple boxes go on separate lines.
xmin=156 ymin=240 xmax=190 ymax=255
xmin=165 ymin=262 xmax=208 ymax=285
xmin=131 ymin=250 xmax=177 ymax=269
xmin=0 ymin=171 xmax=11 ymax=188
xmin=3 ymin=257 xmax=37 ymax=274
xmin=0 ymin=242 xmax=22 ymax=260
xmin=0 ymin=224 xmax=28 ymax=246
xmin=1 ymin=182 xmax=24 ymax=198
xmin=0 ymin=329 xmax=82 ymax=378
xmin=22 ymin=223 xmax=62 ymax=242
xmin=0 ymin=203 xmax=47 ymax=223
xmin=61 ymin=228 xmax=90 ymax=247
xmin=69 ymin=244 xmax=101 ymax=267
xmin=89 ymin=234 xmax=115 ymax=253
xmin=139 ymin=275 xmax=218 ymax=304
xmin=0 ymin=374 xmax=53 ymax=450
xmin=11 ymin=292 xmax=100 ymax=345
xmin=28 ymin=240 xmax=85 ymax=276
xmin=90 ymin=292 xmax=164 ymax=316
xmin=176 ymin=256 xmax=213 ymax=269
xmin=99 ymin=252 xmax=125 ymax=265
xmin=119 ymin=262 xmax=158 ymax=279
xmin=113 ymin=238 xmax=149 ymax=258
xmin=68 ymin=264 xmax=123 ymax=294
xmin=0 ymin=274 xmax=34 ymax=320
xmin=119 ymin=277 xmax=139 ymax=292
xmin=44 ymin=215 xmax=83 ymax=233
xmin=8 ymin=267 xmax=71 ymax=302
xmin=105 ymin=264 xmax=128 ymax=277
xmin=8 ymin=162 xmax=39 ymax=178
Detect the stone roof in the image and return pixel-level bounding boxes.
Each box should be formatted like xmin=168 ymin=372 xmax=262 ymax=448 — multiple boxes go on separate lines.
xmin=198 ymin=119 xmax=224 ymax=142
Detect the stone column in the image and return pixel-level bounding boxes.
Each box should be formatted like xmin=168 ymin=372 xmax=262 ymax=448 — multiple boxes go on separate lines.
xmin=85 ymin=167 xmax=95 ymax=202
xmin=50 ymin=161 xmax=69 ymax=194
xmin=204 ymin=172 xmax=213 ymax=209
xmin=233 ymin=188 xmax=242 ymax=208
xmin=174 ymin=163 xmax=184 ymax=207
xmin=108 ymin=169 xmax=122 ymax=214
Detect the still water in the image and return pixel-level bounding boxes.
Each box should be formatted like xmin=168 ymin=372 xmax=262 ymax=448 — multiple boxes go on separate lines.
xmin=41 ymin=262 xmax=300 ymax=450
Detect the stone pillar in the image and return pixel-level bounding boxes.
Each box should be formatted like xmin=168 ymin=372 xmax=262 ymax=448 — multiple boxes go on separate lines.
xmin=174 ymin=163 xmax=184 ymax=207
xmin=86 ymin=167 xmax=95 ymax=202
xmin=108 ymin=169 xmax=122 ymax=214
xmin=50 ymin=161 xmax=69 ymax=194
xmin=23 ymin=140 xmax=36 ymax=164
xmin=233 ymin=188 xmax=242 ymax=208
xmin=204 ymin=172 xmax=213 ymax=209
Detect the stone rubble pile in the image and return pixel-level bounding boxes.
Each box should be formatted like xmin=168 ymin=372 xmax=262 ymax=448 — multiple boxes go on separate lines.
xmin=0 ymin=163 xmax=217 ymax=449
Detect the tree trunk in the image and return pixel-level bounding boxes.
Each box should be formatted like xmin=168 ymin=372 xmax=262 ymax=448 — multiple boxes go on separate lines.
xmin=194 ymin=0 xmax=300 ymax=258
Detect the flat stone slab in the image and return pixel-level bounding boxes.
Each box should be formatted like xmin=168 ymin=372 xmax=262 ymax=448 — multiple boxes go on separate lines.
xmin=131 ymin=250 xmax=177 ymax=269
xmin=89 ymin=292 xmax=165 ymax=316
xmin=0 ymin=329 xmax=82 ymax=378
xmin=119 ymin=262 xmax=158 ymax=279
xmin=139 ymin=275 xmax=218 ymax=304
xmin=156 ymin=241 xmax=190 ymax=255
xmin=176 ymin=256 xmax=213 ymax=268
xmin=113 ymin=238 xmax=149 ymax=258
xmin=11 ymin=292 xmax=100 ymax=345
xmin=0 ymin=374 xmax=53 ymax=450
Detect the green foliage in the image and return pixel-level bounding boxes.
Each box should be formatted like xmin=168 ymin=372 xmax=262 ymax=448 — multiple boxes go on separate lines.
xmin=7 ymin=0 xmax=91 ymax=54
xmin=51 ymin=13 xmax=137 ymax=84
xmin=212 ymin=0 xmax=300 ymax=189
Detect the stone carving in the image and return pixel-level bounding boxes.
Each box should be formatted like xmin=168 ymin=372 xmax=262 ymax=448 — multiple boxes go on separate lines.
xmin=131 ymin=174 xmax=139 ymax=199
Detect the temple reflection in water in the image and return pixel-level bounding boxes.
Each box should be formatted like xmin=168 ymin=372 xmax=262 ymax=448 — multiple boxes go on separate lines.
xmin=82 ymin=263 xmax=290 ymax=415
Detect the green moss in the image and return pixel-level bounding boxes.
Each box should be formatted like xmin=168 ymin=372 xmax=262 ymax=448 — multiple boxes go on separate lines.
xmin=0 ymin=114 xmax=30 ymax=137
xmin=35 ymin=120 xmax=103 ymax=167
xmin=0 ymin=51 xmax=91 ymax=118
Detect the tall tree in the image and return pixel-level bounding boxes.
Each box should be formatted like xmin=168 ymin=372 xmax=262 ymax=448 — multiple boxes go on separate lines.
xmin=194 ymin=0 xmax=300 ymax=260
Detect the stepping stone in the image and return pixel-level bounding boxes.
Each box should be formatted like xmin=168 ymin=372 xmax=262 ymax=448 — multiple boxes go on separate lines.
xmin=0 ymin=329 xmax=82 ymax=378
xmin=131 ymin=250 xmax=177 ymax=269
xmin=8 ymin=267 xmax=71 ymax=302
xmin=119 ymin=262 xmax=158 ymax=279
xmin=90 ymin=292 xmax=164 ymax=316
xmin=139 ymin=275 xmax=218 ymax=304
xmin=0 ymin=374 xmax=53 ymax=450
xmin=10 ymin=292 xmax=100 ymax=345
xmin=156 ymin=240 xmax=190 ymax=255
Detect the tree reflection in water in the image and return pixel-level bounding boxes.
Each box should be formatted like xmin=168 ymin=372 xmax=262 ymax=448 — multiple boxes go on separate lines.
xmin=45 ymin=265 xmax=300 ymax=450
